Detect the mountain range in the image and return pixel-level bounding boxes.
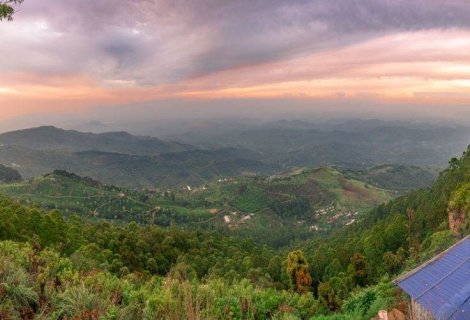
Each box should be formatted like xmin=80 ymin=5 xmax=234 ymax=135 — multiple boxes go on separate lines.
xmin=0 ymin=126 xmax=270 ymax=187
xmin=0 ymin=122 xmax=464 ymax=189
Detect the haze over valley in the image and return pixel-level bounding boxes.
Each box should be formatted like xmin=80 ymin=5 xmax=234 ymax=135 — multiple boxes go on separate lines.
xmin=1 ymin=1 xmax=470 ymax=319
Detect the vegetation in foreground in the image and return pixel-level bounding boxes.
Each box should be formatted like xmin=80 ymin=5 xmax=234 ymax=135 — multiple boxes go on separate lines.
xmin=0 ymin=194 xmax=402 ymax=319
xmin=1 ymin=146 xmax=470 ymax=318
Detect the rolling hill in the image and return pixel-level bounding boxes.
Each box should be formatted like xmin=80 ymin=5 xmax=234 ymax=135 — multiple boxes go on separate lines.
xmin=0 ymin=145 xmax=469 ymax=319
xmin=0 ymin=144 xmax=270 ymax=188
xmin=0 ymin=164 xmax=21 ymax=183
xmin=0 ymin=166 xmax=394 ymax=247
xmin=0 ymin=124 xmax=451 ymax=189
xmin=169 ymin=120 xmax=470 ymax=168
xmin=340 ymin=164 xmax=438 ymax=192
xmin=0 ymin=126 xmax=190 ymax=154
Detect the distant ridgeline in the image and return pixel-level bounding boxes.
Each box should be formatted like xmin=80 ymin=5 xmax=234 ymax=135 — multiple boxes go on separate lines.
xmin=0 ymin=123 xmax=462 ymax=188
xmin=0 ymin=163 xmax=21 ymax=183
xmin=0 ymin=126 xmax=271 ymax=188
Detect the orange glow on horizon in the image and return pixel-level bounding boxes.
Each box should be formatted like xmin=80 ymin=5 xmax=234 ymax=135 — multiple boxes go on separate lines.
xmin=1 ymin=29 xmax=470 ymax=120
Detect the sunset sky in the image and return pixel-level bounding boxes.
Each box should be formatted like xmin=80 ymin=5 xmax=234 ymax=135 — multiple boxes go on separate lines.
xmin=1 ymin=0 xmax=470 ymax=125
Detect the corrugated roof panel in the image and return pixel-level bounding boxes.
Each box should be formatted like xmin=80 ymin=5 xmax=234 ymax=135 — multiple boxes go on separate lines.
xmin=394 ymin=236 xmax=470 ymax=320
xmin=450 ymin=300 xmax=470 ymax=320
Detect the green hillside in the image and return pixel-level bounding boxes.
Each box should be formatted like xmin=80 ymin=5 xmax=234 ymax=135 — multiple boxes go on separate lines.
xmin=192 ymin=167 xmax=391 ymax=223
xmin=0 ymin=145 xmax=270 ymax=188
xmin=0 ymin=163 xmax=21 ymax=183
xmin=291 ymin=146 xmax=470 ymax=317
xmin=341 ymin=164 xmax=438 ymax=192
xmin=0 ymin=167 xmax=393 ymax=247
xmin=1 ymin=148 xmax=469 ymax=319
xmin=0 ymin=170 xmax=155 ymax=222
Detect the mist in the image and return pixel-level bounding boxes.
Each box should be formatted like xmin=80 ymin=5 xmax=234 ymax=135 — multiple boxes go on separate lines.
xmin=2 ymin=98 xmax=470 ymax=137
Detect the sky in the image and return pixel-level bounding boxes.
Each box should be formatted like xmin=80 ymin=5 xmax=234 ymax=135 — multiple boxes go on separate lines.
xmin=1 ymin=0 xmax=470 ymax=127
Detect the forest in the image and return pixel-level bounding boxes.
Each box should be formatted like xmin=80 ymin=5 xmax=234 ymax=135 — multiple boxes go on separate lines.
xmin=1 ymin=146 xmax=470 ymax=319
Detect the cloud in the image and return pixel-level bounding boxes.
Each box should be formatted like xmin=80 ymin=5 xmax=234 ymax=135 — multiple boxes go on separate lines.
xmin=1 ymin=0 xmax=470 ymax=122
xmin=4 ymin=0 xmax=470 ymax=84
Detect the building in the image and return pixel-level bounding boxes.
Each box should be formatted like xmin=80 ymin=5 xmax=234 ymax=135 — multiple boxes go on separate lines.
xmin=393 ymin=236 xmax=470 ymax=320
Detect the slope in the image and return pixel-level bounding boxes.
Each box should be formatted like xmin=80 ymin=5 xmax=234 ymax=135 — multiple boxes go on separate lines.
xmin=0 ymin=126 xmax=189 ymax=154
xmin=0 ymin=166 xmax=394 ymax=247
xmin=340 ymin=164 xmax=438 ymax=193
xmin=0 ymin=145 xmax=270 ymax=188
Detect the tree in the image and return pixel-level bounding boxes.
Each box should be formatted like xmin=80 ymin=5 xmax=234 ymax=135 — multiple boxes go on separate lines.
xmin=348 ymin=252 xmax=368 ymax=287
xmin=0 ymin=0 xmax=23 ymax=21
xmin=323 ymin=258 xmax=342 ymax=281
xmin=318 ymin=281 xmax=341 ymax=311
xmin=383 ymin=248 xmax=405 ymax=274
xmin=286 ymin=250 xmax=312 ymax=294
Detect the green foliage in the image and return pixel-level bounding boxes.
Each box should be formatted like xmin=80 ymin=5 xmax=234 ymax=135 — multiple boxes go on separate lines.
xmin=0 ymin=242 xmax=38 ymax=318
xmin=449 ymin=182 xmax=470 ymax=211
xmin=0 ymin=139 xmax=469 ymax=318
xmin=0 ymin=166 xmax=393 ymax=248
xmin=271 ymin=198 xmax=311 ymax=219
xmin=0 ymin=260 xmax=38 ymax=312
xmin=0 ymin=0 xmax=23 ymax=21
xmin=383 ymin=248 xmax=406 ymax=274
xmin=0 ymin=241 xmax=321 ymax=319
xmin=341 ymin=281 xmax=396 ymax=319
xmin=0 ymin=164 xmax=21 ymax=183
xmin=342 ymin=164 xmax=438 ymax=193
xmin=349 ymin=253 xmax=368 ymax=287
xmin=318 ymin=281 xmax=342 ymax=312
xmin=419 ymin=230 xmax=455 ymax=261
xmin=286 ymin=250 xmax=312 ymax=294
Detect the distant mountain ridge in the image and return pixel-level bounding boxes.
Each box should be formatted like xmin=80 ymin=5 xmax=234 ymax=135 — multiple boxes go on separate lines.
xmin=0 ymin=126 xmax=191 ymax=155
xmin=0 ymin=143 xmax=270 ymax=188
xmin=0 ymin=123 xmax=459 ymax=188
xmin=169 ymin=121 xmax=470 ymax=168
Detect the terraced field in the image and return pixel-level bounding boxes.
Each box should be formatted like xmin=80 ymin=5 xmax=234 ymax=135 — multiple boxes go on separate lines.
xmin=0 ymin=167 xmax=394 ymax=247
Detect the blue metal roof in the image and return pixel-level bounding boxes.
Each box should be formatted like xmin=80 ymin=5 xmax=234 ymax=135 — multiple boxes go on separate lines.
xmin=394 ymin=236 xmax=470 ymax=320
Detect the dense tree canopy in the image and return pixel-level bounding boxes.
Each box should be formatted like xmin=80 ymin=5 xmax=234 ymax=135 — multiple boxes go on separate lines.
xmin=0 ymin=146 xmax=469 ymax=318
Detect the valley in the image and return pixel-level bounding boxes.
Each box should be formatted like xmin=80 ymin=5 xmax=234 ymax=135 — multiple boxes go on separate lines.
xmin=0 ymin=124 xmax=468 ymax=319
xmin=0 ymin=166 xmax=393 ymax=247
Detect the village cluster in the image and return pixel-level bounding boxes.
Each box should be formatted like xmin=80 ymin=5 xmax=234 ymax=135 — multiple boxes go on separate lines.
xmin=223 ymin=211 xmax=255 ymax=229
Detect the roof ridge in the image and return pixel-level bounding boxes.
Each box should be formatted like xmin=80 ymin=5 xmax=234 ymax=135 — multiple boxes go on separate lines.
xmin=393 ymin=235 xmax=470 ymax=285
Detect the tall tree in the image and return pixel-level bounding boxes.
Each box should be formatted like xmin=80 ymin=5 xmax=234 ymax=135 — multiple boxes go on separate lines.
xmin=286 ymin=250 xmax=312 ymax=294
xmin=348 ymin=252 xmax=368 ymax=287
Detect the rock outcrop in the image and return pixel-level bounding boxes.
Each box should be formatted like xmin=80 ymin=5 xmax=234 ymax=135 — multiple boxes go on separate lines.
xmin=448 ymin=207 xmax=467 ymax=237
